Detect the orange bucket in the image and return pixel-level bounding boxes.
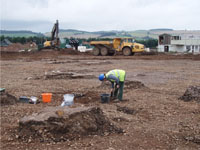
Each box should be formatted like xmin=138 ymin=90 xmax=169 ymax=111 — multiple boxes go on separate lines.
xmin=42 ymin=93 xmax=52 ymax=103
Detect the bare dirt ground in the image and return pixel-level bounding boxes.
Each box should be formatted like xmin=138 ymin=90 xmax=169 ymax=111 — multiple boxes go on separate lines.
xmin=1 ymin=50 xmax=200 ymax=150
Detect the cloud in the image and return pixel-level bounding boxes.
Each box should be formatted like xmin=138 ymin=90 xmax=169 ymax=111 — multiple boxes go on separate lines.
xmin=1 ymin=0 xmax=200 ymax=32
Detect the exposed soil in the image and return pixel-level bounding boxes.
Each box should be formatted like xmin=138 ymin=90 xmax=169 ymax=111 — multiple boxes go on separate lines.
xmin=0 ymin=42 xmax=37 ymax=52
xmin=1 ymin=50 xmax=200 ymax=150
xmin=116 ymin=105 xmax=136 ymax=115
xmin=0 ymin=92 xmax=18 ymax=106
xmin=18 ymin=106 xmax=123 ymax=143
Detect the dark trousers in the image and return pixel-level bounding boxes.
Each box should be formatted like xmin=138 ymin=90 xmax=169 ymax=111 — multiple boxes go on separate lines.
xmin=114 ymin=81 xmax=124 ymax=101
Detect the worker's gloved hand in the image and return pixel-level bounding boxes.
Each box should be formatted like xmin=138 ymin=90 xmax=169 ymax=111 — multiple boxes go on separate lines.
xmin=110 ymin=88 xmax=114 ymax=93
xmin=116 ymin=84 xmax=120 ymax=89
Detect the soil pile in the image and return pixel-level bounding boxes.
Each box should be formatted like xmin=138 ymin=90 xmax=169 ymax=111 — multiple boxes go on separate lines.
xmin=74 ymin=91 xmax=101 ymax=104
xmin=1 ymin=42 xmax=37 ymax=52
xmin=0 ymin=92 xmax=18 ymax=106
xmin=179 ymin=86 xmax=200 ymax=102
xmin=61 ymin=48 xmax=92 ymax=55
xmin=18 ymin=106 xmax=123 ymax=142
xmin=124 ymin=80 xmax=145 ymax=89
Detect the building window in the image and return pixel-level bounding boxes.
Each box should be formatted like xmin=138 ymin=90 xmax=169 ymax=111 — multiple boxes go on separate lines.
xmin=186 ymin=46 xmax=191 ymax=51
xmin=189 ymin=35 xmax=194 ymax=38
xmin=159 ymin=36 xmax=164 ymax=44
xmin=172 ymin=36 xmax=181 ymax=40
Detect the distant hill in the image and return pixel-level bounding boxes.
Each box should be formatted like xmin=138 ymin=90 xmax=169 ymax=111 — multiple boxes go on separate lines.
xmin=0 ymin=30 xmax=44 ymax=37
xmin=5 ymin=28 xmax=198 ymax=40
xmin=149 ymin=28 xmax=173 ymax=32
xmin=45 ymin=29 xmax=170 ymax=39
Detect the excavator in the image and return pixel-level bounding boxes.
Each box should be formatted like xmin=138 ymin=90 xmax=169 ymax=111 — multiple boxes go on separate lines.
xmin=43 ymin=20 xmax=60 ymax=49
xmin=38 ymin=20 xmax=79 ymax=50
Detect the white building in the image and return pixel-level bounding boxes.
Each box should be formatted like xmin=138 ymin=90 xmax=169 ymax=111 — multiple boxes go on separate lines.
xmin=158 ymin=31 xmax=200 ymax=53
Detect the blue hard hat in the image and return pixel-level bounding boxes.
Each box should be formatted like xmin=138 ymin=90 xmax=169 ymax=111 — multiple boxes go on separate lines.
xmin=99 ymin=74 xmax=105 ymax=81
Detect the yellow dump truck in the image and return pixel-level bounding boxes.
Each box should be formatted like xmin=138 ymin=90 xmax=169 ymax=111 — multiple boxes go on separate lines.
xmin=90 ymin=38 xmax=145 ymax=56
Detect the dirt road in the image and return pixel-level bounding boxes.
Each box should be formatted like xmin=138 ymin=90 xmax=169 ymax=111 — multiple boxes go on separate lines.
xmin=1 ymin=51 xmax=200 ymax=150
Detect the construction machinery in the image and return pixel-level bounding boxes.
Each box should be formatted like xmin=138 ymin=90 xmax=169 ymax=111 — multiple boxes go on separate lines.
xmin=38 ymin=20 xmax=60 ymax=50
xmin=69 ymin=38 xmax=79 ymax=50
xmin=44 ymin=20 xmax=60 ymax=49
xmin=90 ymin=38 xmax=145 ymax=56
xmin=38 ymin=20 xmax=80 ymax=50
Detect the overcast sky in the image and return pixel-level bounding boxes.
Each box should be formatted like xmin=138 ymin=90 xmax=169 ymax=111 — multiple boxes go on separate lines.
xmin=1 ymin=0 xmax=200 ymax=33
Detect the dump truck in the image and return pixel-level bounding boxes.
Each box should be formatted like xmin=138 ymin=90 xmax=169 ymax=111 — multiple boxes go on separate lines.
xmin=90 ymin=38 xmax=145 ymax=56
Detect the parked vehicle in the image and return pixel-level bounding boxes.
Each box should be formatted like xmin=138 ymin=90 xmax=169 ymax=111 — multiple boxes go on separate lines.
xmin=90 ymin=38 xmax=145 ymax=56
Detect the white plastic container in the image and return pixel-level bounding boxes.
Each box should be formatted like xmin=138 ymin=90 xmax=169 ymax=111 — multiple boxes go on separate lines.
xmin=61 ymin=94 xmax=74 ymax=106
xmin=30 ymin=96 xmax=38 ymax=104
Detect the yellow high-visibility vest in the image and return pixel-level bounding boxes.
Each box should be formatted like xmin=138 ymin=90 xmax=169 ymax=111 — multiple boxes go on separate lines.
xmin=106 ymin=69 xmax=126 ymax=82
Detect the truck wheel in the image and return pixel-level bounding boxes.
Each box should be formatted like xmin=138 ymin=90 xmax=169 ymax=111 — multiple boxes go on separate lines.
xmin=101 ymin=47 xmax=108 ymax=56
xmin=93 ymin=47 xmax=100 ymax=56
xmin=123 ymin=47 xmax=132 ymax=56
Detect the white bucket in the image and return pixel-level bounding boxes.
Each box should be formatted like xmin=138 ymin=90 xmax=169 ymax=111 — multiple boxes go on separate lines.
xmin=61 ymin=94 xmax=74 ymax=106
xmin=30 ymin=96 xmax=38 ymax=104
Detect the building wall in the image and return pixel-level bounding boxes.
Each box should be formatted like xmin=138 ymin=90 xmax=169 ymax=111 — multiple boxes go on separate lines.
xmin=158 ymin=45 xmax=172 ymax=52
xmin=168 ymin=45 xmax=200 ymax=53
xmin=171 ymin=45 xmax=185 ymax=52
xmin=171 ymin=39 xmax=200 ymax=45
xmin=158 ymin=32 xmax=200 ymax=53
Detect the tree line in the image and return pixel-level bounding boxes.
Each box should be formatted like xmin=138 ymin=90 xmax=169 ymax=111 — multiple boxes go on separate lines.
xmin=0 ymin=35 xmax=47 ymax=44
xmin=0 ymin=35 xmax=158 ymax=48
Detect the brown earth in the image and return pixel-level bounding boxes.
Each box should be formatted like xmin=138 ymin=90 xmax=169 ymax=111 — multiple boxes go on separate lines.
xmin=18 ymin=106 xmax=123 ymax=143
xmin=1 ymin=50 xmax=200 ymax=150
xmin=0 ymin=42 xmax=37 ymax=52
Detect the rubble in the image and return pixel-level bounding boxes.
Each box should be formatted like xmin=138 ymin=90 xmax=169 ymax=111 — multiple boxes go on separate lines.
xmin=179 ymin=86 xmax=200 ymax=102
xmin=184 ymin=134 xmax=200 ymax=144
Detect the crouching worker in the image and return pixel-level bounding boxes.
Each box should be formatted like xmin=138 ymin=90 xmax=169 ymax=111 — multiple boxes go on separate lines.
xmin=99 ymin=69 xmax=126 ymax=102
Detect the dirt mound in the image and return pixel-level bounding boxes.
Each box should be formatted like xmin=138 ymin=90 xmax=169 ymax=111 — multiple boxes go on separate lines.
xmin=125 ymin=80 xmax=145 ymax=89
xmin=1 ymin=42 xmax=37 ymax=52
xmin=18 ymin=106 xmax=123 ymax=142
xmin=179 ymin=86 xmax=200 ymax=102
xmin=140 ymin=51 xmax=158 ymax=55
xmin=98 ymin=80 xmax=145 ymax=90
xmin=0 ymin=92 xmax=18 ymax=106
xmin=60 ymin=48 xmax=91 ymax=55
xmin=74 ymin=91 xmax=101 ymax=104
xmin=60 ymin=48 xmax=80 ymax=55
